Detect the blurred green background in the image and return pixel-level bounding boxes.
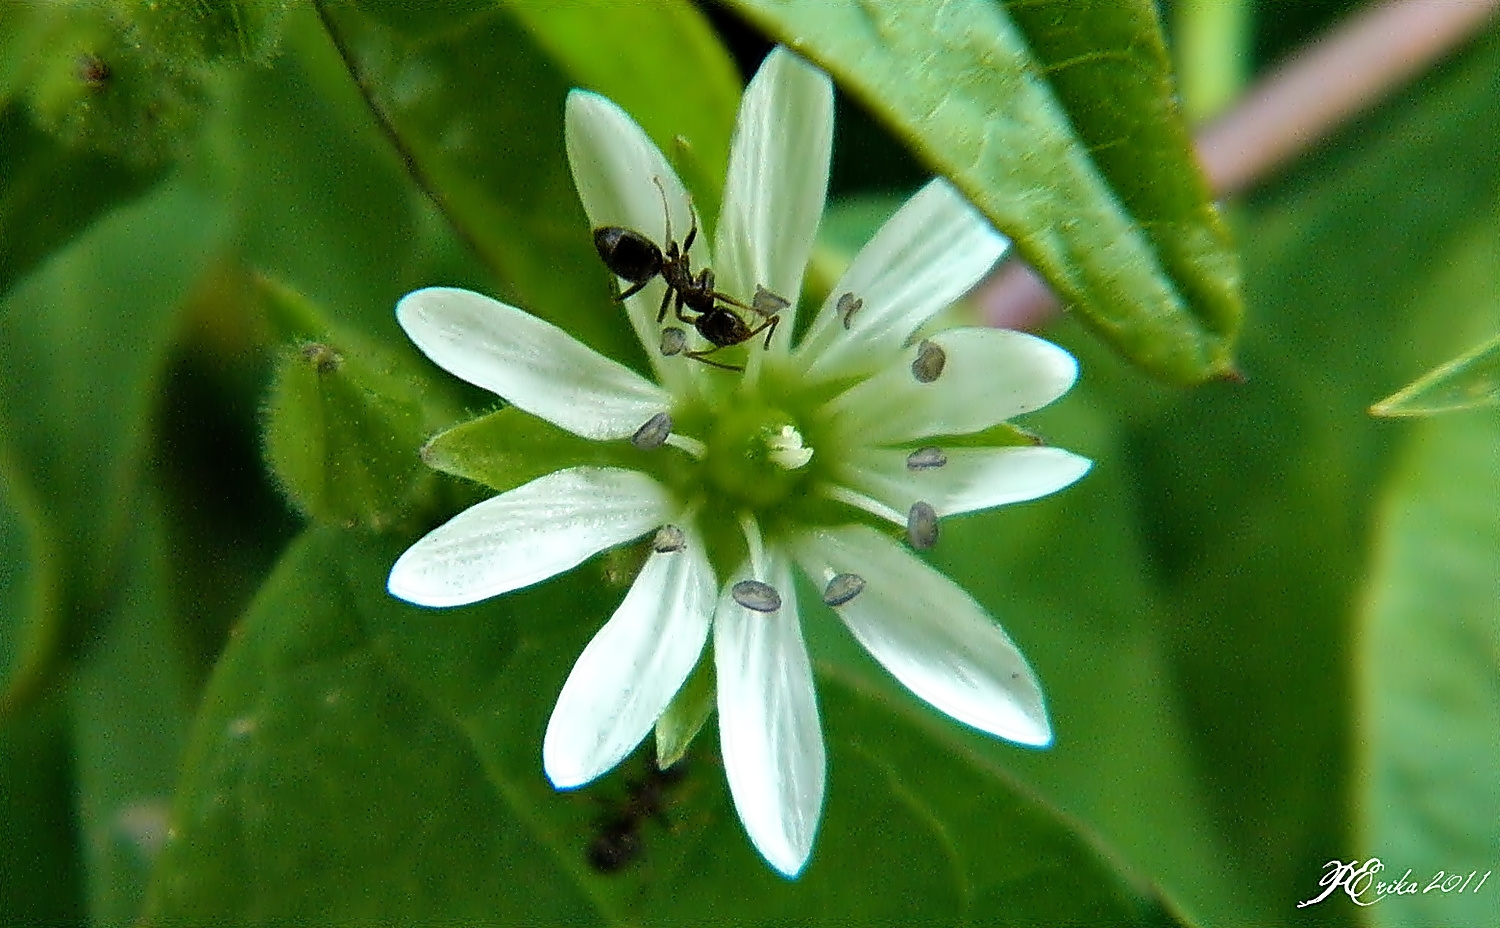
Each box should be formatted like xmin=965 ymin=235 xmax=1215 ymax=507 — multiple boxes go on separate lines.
xmin=1 ymin=1 xmax=1495 ymax=926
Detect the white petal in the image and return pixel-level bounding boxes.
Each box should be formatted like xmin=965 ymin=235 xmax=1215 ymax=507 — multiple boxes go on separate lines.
xmin=822 ymin=328 xmax=1077 ymax=446
xmin=714 ymin=47 xmax=833 ymax=351
xmin=714 ymin=555 xmax=824 ymax=877
xmin=388 ymin=467 xmax=672 ymax=608
xmin=565 ymin=90 xmax=702 ymax=388
xmin=792 ymin=525 xmax=1051 ymax=746
xmin=838 ymin=446 xmax=1092 ymax=523
xmin=543 ymin=521 xmax=716 ymax=788
xmin=397 ymin=287 xmax=671 ymax=441
xmin=798 ymin=179 xmax=1010 ymax=382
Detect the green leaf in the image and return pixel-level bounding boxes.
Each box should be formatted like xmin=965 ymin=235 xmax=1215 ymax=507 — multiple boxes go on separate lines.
xmin=118 ymin=0 xmax=294 ymax=65
xmin=1074 ymin=26 xmax=1500 ymax=922
xmin=144 ymin=528 xmax=599 ymax=925
xmin=0 ymin=698 xmax=86 ymax=925
xmin=1370 ymin=330 xmax=1500 ymax=417
xmin=68 ymin=496 xmax=195 ymax=926
xmin=0 ymin=179 xmax=224 ymax=611
xmin=724 ymin=0 xmax=1240 ymax=384
xmin=0 ymin=457 xmax=59 ymax=716
xmin=341 ymin=529 xmax=1196 ymax=924
xmin=1362 ymin=410 xmax=1500 ymax=928
xmin=311 ymin=0 xmax=739 ymax=366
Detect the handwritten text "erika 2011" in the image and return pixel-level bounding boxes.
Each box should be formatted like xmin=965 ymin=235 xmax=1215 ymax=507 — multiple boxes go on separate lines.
xmin=1298 ymin=859 xmax=1491 ymax=908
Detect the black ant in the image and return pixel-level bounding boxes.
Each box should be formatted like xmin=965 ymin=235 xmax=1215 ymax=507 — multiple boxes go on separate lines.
xmin=593 ymin=178 xmax=783 ymax=371
xmin=585 ymin=760 xmax=690 ymax=874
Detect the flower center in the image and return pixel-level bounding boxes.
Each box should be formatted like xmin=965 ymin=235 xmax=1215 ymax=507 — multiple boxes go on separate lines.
xmin=704 ymin=404 xmax=813 ymax=509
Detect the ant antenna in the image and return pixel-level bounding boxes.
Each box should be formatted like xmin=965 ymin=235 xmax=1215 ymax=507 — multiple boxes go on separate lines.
xmin=651 ymin=176 xmax=673 ymax=246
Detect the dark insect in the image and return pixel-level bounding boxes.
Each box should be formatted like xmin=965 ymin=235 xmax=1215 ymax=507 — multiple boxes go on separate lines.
xmin=593 ymin=178 xmax=784 ymax=371
xmin=586 ymin=760 xmax=690 ymax=874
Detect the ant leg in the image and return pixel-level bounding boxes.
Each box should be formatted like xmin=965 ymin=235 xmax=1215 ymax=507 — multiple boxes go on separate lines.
xmin=697 ymin=268 xmax=752 ymax=312
xmin=617 ymin=279 xmax=649 ymax=301
xmin=745 ymin=314 xmax=780 ymax=350
xmin=683 ymin=345 xmax=745 ymax=372
xmin=657 ymin=285 xmax=673 ymax=324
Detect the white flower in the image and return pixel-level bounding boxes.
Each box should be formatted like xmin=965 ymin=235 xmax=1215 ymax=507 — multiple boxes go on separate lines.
xmin=387 ymin=48 xmax=1090 ymax=878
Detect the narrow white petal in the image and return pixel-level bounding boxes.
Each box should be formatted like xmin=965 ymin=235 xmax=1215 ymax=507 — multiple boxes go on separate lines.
xmin=793 ymin=525 xmax=1051 ymax=746
xmin=388 ymin=467 xmax=672 ymax=608
xmin=839 ymin=446 xmax=1092 ymax=523
xmin=397 ymin=287 xmax=671 ymax=441
xmin=715 ymin=555 xmax=825 ymax=877
xmin=564 ymin=90 xmax=702 ymax=387
xmin=714 ymin=48 xmax=833 ymax=350
xmin=797 ymin=179 xmax=1009 ymax=382
xmin=822 ymin=328 xmax=1077 ymax=446
xmin=543 ymin=521 xmax=716 ymax=788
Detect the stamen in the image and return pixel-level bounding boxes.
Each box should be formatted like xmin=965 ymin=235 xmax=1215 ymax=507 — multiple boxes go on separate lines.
xmin=766 ymin=425 xmax=814 ymax=470
xmin=837 ymin=292 xmax=863 ymax=330
xmin=660 ymin=327 xmax=687 ymax=356
xmin=821 ymin=573 xmax=866 ymax=607
xmin=731 ymin=579 xmax=782 ymax=613
xmin=820 ymin=484 xmax=905 ymax=526
xmin=652 ymin=524 xmax=686 ymax=553
xmin=907 ymin=501 xmax=939 ymax=550
xmin=631 ymin=412 xmax=672 ymax=450
xmin=752 ymin=285 xmax=790 ymax=318
xmin=737 ymin=513 xmax=768 ymax=579
xmin=912 ymin=339 xmax=946 ymax=383
xmin=906 ymin=447 xmax=948 ymax=470
xmin=664 ymin=433 xmax=707 ymax=459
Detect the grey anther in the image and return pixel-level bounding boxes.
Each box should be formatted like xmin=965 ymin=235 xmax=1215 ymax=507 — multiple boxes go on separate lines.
xmin=631 ymin=412 xmax=673 ymax=450
xmin=906 ymin=447 xmax=948 ymax=471
xmin=660 ymin=327 xmax=687 ymax=356
xmin=752 ymin=285 xmax=790 ymax=318
xmin=821 ymin=573 xmax=866 ymax=607
xmin=731 ymin=579 xmax=782 ymax=613
xmin=911 ymin=339 xmax=947 ymax=383
xmin=652 ymin=524 xmax=686 ymax=553
xmin=906 ymin=501 xmax=939 ymax=550
xmin=837 ymin=291 xmax=863 ymax=330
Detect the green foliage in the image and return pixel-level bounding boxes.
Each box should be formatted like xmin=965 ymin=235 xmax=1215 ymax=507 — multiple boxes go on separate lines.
xmin=1371 ymin=329 xmax=1500 ymax=416
xmin=146 ymin=526 xmax=1195 ymax=926
xmin=725 ymin=0 xmax=1240 ymax=384
xmin=2 ymin=1 xmax=1496 ymax=925
xmin=260 ymin=280 xmax=457 ymax=530
xmin=1363 ymin=409 xmax=1499 ymax=928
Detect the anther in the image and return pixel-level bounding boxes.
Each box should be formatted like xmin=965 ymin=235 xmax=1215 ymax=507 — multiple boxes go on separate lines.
xmin=906 ymin=501 xmax=939 ymax=550
xmin=912 ymin=340 xmax=946 ymax=383
xmin=837 ymin=292 xmax=863 ymax=330
xmin=731 ymin=579 xmax=782 ymax=613
xmin=631 ymin=412 xmax=673 ymax=450
xmin=906 ymin=447 xmax=947 ymax=470
xmin=652 ymin=524 xmax=686 ymax=553
xmin=660 ymin=327 xmax=687 ymax=357
xmin=821 ymin=573 xmax=866 ymax=607
xmin=752 ymin=285 xmax=790 ymax=318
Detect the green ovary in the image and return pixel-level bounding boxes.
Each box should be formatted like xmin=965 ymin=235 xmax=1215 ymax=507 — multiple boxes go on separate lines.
xmin=703 ymin=404 xmax=815 ymax=510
